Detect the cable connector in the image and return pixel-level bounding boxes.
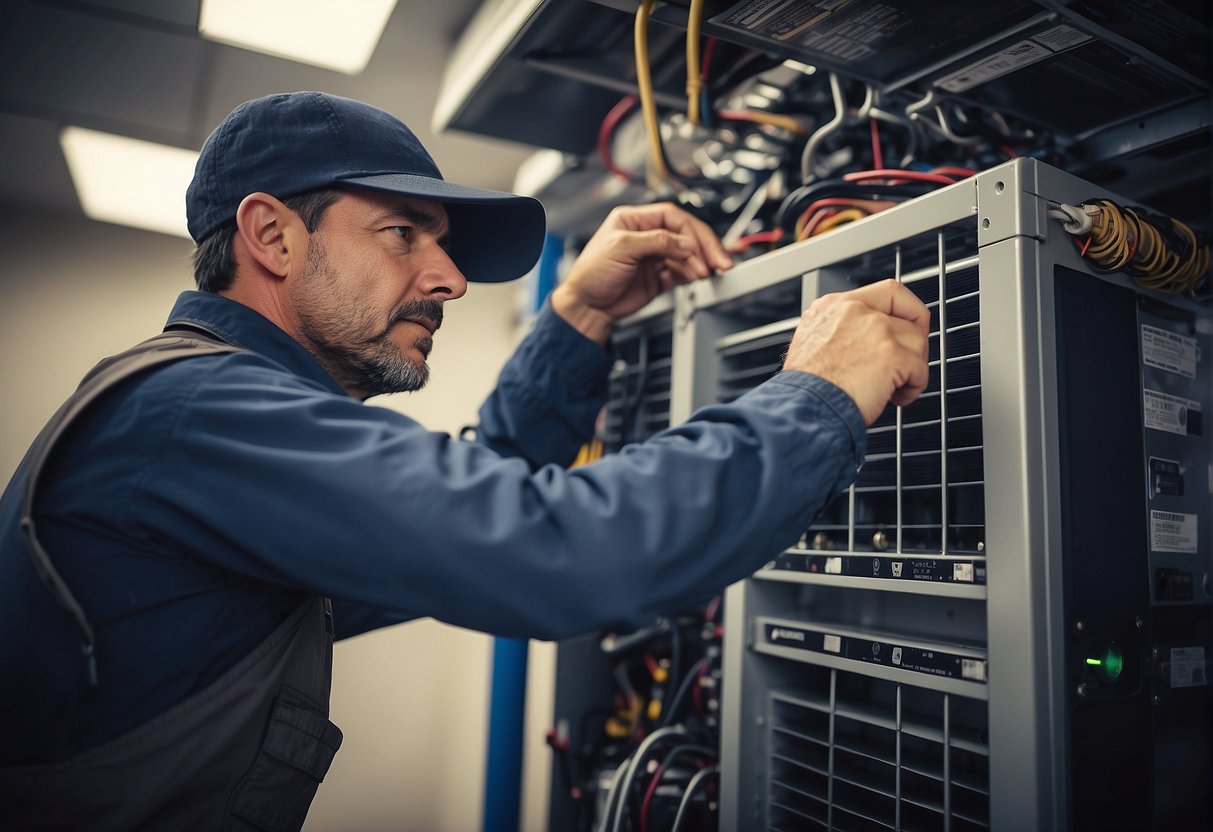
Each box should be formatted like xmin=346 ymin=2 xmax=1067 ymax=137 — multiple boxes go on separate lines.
xmin=1048 ymin=203 xmax=1095 ymax=236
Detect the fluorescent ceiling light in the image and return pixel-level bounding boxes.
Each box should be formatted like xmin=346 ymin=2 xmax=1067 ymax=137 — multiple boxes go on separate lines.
xmin=199 ymin=0 xmax=398 ymax=74
xmin=60 ymin=127 xmax=198 ymax=239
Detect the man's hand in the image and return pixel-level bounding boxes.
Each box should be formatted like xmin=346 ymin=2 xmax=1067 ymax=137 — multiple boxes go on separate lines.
xmin=551 ymin=203 xmax=732 ymax=344
xmin=784 ymin=279 xmax=932 ymax=425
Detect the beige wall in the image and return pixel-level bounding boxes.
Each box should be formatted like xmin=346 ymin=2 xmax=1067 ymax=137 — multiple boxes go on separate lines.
xmin=0 ymin=208 xmax=552 ymax=831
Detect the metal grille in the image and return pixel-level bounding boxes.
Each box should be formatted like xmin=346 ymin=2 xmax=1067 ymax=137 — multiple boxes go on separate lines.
xmin=808 ymin=240 xmax=986 ymax=558
xmin=604 ymin=316 xmax=674 ymax=451
xmin=711 ymin=236 xmax=986 ymax=559
xmin=768 ymin=669 xmax=990 ymax=832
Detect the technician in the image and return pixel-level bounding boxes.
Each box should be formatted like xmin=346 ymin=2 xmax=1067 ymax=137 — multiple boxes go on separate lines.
xmin=0 ymin=91 xmax=929 ymax=829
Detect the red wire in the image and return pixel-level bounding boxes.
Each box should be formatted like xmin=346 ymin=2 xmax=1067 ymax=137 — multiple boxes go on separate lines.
xmin=929 ymin=166 xmax=975 ymax=178
xmin=691 ymin=657 xmax=711 ymax=712
xmin=801 ymin=208 xmax=836 ymax=238
xmin=794 ymin=197 xmax=885 ymax=238
xmin=843 ymin=169 xmax=958 ymax=185
xmin=598 ymin=95 xmax=638 ymax=182
xmin=800 ymin=197 xmax=884 ymax=215
xmin=701 ymin=35 xmax=718 ymax=80
xmin=639 ymin=759 xmax=670 ymax=832
xmin=869 ymin=118 xmax=883 ymax=170
xmin=730 ymin=229 xmax=784 ymax=252
xmin=1000 ymin=144 xmax=1019 ymax=159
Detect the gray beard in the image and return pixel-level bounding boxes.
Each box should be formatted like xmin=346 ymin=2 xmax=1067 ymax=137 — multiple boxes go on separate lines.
xmin=300 ymin=301 xmax=440 ymax=398
xmin=294 ymin=237 xmax=441 ymax=397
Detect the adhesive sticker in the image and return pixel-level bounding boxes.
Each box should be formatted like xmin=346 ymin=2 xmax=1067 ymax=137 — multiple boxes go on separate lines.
xmin=961 ymin=659 xmax=988 ymax=682
xmin=953 ymin=562 xmax=974 ymax=583
xmin=935 ymin=40 xmax=1051 ymax=93
xmin=1143 ymin=389 xmax=1200 ymax=436
xmin=1142 ymin=325 xmax=1198 ymax=378
xmin=712 ymin=0 xmax=909 ymax=62
xmin=1170 ymin=647 xmax=1207 ymax=688
xmin=1030 ymin=24 xmax=1093 ymax=52
xmin=1151 ymin=510 xmax=1198 ymax=554
xmin=823 ymin=634 xmax=842 ymax=653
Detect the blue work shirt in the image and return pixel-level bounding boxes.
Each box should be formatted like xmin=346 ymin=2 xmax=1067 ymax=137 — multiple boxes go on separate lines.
xmin=0 ymin=290 xmax=865 ymax=764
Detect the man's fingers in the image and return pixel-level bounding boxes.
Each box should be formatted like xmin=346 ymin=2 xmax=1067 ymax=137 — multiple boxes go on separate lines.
xmin=614 ymin=228 xmax=716 ymax=281
xmin=612 ymin=203 xmax=733 ymax=272
xmin=672 ymin=211 xmax=733 ymax=272
xmin=850 ymin=279 xmax=932 ymax=336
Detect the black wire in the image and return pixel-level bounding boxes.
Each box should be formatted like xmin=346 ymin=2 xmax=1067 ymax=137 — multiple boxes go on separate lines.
xmin=659 ymin=656 xmax=710 ymax=729
xmin=774 ymin=179 xmax=941 ymax=233
xmin=635 ymin=743 xmax=716 ymax=831
xmin=669 ymin=766 xmax=720 ymax=832
xmin=622 ymin=336 xmax=650 ymax=445
xmin=666 ymin=617 xmax=681 ymax=725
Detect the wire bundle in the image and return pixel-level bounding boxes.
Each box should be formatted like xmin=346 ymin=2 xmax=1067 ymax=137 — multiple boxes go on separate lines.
xmin=1050 ymin=198 xmax=1211 ymax=296
xmin=596 ymin=722 xmax=718 ymax=832
xmin=774 ymin=167 xmax=974 ymax=241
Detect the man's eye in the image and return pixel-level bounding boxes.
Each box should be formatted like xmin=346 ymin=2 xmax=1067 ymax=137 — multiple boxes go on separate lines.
xmin=390 ymin=226 xmax=413 ymax=241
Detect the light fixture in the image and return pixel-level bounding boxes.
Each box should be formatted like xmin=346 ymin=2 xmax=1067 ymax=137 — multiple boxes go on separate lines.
xmin=60 ymin=127 xmax=198 ymax=239
xmin=199 ymin=0 xmax=398 ymax=75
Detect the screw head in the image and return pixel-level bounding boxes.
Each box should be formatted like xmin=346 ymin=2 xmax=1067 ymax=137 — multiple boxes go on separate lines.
xmin=1076 ymin=683 xmax=1089 ymax=698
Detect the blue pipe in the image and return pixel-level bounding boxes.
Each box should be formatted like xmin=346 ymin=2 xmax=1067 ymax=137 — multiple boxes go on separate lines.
xmin=532 ymin=233 xmax=563 ymax=314
xmin=482 ymin=234 xmax=562 ymax=832
xmin=482 ymin=637 xmax=529 ymax=832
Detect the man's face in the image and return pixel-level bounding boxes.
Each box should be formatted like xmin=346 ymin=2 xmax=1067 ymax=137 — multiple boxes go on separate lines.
xmin=290 ymin=191 xmax=467 ymax=398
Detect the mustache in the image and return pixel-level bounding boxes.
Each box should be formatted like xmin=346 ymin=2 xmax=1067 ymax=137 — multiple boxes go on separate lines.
xmin=388 ymin=299 xmax=444 ymax=332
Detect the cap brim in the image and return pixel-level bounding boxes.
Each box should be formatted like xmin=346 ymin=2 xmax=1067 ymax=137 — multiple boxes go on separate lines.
xmin=339 ymin=173 xmax=546 ymax=284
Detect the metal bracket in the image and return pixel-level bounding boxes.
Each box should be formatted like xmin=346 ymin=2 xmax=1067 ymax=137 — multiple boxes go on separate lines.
xmin=977 ymin=158 xmax=1045 ymax=248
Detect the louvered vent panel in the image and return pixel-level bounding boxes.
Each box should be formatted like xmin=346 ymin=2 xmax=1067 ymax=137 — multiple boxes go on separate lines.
xmin=718 ymin=326 xmax=796 ymax=404
xmin=768 ymin=668 xmax=989 ymax=831
xmin=604 ymin=318 xmax=673 ymax=451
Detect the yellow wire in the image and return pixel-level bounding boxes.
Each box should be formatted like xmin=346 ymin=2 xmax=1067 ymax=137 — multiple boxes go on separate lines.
xmin=570 ymin=437 xmax=604 ymax=468
xmin=634 ymin=0 xmax=669 ymax=189
xmin=723 ymin=110 xmax=807 ymax=134
xmin=1075 ymin=199 xmax=1209 ymax=295
xmin=686 ymin=0 xmax=706 ymax=125
xmin=813 ymin=209 xmax=867 ymax=235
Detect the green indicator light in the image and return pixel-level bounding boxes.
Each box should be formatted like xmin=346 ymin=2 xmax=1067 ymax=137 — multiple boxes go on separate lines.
xmin=1085 ymin=643 xmax=1124 ymax=683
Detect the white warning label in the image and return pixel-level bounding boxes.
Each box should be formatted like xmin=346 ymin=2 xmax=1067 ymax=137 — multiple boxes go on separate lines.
xmin=1151 ymin=510 xmax=1198 ymax=553
xmin=934 ymin=24 xmax=1092 ymax=94
xmin=935 ymin=40 xmax=1050 ymax=93
xmin=713 ymin=0 xmax=910 ymax=62
xmin=1031 ymin=24 xmax=1093 ymax=52
xmin=1143 ymin=389 xmax=1199 ymax=435
xmin=1170 ymin=647 xmax=1207 ymax=688
xmin=1142 ymin=325 xmax=1198 ymax=378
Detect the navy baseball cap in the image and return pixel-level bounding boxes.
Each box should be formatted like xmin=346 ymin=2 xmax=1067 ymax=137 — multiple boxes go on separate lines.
xmin=186 ymin=91 xmax=546 ymax=283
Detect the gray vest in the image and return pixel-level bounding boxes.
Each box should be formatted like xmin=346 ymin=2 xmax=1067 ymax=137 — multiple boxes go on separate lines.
xmin=0 ymin=331 xmax=343 ymax=831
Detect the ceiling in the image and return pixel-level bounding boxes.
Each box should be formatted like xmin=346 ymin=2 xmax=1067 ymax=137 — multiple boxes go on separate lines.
xmin=0 ymin=0 xmax=537 ymax=227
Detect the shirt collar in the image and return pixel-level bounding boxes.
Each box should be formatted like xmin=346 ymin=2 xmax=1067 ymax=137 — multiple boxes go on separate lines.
xmin=165 ymin=291 xmax=349 ymax=397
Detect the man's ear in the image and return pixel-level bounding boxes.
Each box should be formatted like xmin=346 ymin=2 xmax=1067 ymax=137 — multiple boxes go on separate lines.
xmin=233 ymin=192 xmax=306 ymax=278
